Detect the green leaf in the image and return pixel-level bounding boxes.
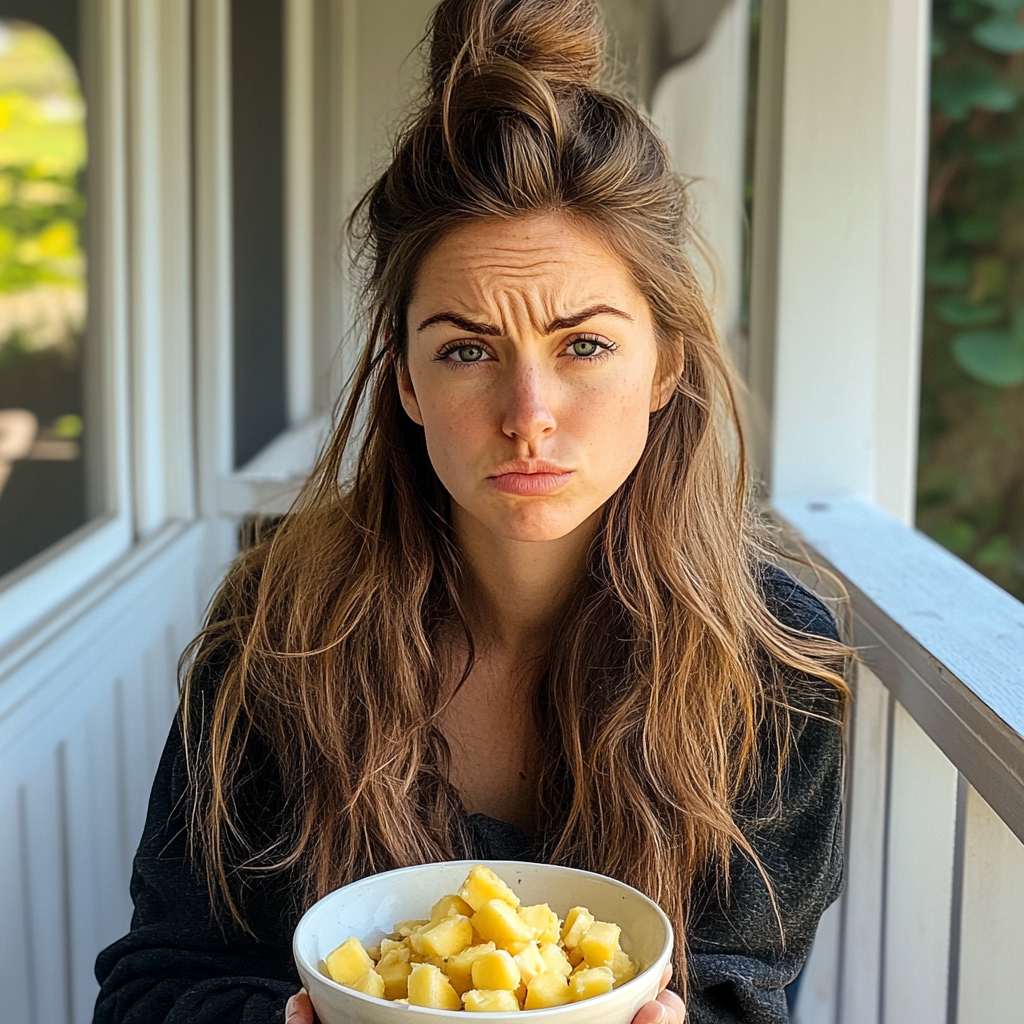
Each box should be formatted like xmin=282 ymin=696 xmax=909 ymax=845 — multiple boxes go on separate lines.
xmin=931 ymin=61 xmax=1017 ymax=119
xmin=926 ymin=258 xmax=972 ymax=287
xmin=976 ymin=533 xmax=1013 ymax=565
xmin=955 ymin=211 xmax=1000 ymax=241
xmin=931 ymin=519 xmax=978 ymax=556
xmin=936 ymin=295 xmax=1002 ymax=325
xmin=951 ymin=329 xmax=1024 ymax=386
xmin=979 ymin=0 xmax=1024 ymax=13
xmin=972 ymin=16 xmax=1024 ymax=53
xmin=933 ymin=29 xmax=948 ymax=57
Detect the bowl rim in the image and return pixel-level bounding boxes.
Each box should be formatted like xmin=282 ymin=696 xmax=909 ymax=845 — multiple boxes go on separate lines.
xmin=293 ymin=858 xmax=674 ymax=1018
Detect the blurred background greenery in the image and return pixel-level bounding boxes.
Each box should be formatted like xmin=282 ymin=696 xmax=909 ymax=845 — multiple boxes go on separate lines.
xmin=0 ymin=20 xmax=87 ymax=578
xmin=919 ymin=0 xmax=1024 ymax=600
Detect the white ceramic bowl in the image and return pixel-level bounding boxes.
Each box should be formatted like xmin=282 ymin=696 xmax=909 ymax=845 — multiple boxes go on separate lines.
xmin=293 ymin=859 xmax=673 ymax=1024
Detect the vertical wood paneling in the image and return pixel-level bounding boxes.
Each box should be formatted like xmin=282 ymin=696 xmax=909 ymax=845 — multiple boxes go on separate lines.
xmin=839 ymin=665 xmax=890 ymax=1024
xmin=20 ymin=752 xmax=72 ymax=1024
xmin=882 ymin=702 xmax=959 ymax=1024
xmin=956 ymin=786 xmax=1024 ymax=1024
xmin=0 ymin=792 xmax=32 ymax=1022
xmin=793 ymin=897 xmax=843 ymax=1024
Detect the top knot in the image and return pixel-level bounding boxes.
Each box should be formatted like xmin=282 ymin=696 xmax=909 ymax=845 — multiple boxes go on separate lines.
xmin=426 ymin=0 xmax=604 ymax=101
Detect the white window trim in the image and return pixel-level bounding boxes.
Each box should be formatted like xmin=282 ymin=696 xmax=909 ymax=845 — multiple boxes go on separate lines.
xmin=195 ymin=0 xmax=345 ymax=522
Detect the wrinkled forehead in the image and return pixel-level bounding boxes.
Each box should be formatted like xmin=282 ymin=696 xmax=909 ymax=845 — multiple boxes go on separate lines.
xmin=407 ymin=212 xmax=648 ymax=333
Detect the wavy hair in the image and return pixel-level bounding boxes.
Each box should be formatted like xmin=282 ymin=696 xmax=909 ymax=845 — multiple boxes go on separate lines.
xmin=181 ymin=0 xmax=849 ymax=988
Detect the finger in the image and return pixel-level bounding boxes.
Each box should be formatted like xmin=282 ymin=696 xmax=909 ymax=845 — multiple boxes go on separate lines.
xmin=657 ymin=988 xmax=686 ymax=1021
xmin=658 ymin=966 xmax=672 ymax=993
xmin=286 ymin=989 xmax=314 ymax=1024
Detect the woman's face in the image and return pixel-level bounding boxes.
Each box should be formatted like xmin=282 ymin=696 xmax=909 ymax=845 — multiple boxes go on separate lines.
xmin=400 ymin=213 xmax=675 ymax=544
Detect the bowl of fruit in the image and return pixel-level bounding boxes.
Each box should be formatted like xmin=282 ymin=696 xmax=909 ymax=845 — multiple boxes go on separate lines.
xmin=293 ymin=861 xmax=673 ymax=1023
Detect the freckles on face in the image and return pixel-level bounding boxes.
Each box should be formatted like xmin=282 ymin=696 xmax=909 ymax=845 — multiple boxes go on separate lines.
xmin=400 ymin=213 xmax=670 ymax=543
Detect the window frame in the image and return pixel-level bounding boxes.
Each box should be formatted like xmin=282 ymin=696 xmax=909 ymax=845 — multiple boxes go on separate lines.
xmin=0 ymin=0 xmax=195 ymax=655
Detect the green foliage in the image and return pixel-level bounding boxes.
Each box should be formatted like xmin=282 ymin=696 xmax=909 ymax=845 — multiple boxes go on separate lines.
xmin=919 ymin=0 xmax=1024 ymax=598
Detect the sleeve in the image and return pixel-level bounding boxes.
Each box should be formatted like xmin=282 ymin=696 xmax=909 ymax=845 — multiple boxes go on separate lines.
xmin=92 ymin=706 xmax=302 ymax=1024
xmin=683 ymin=567 xmax=846 ymax=1024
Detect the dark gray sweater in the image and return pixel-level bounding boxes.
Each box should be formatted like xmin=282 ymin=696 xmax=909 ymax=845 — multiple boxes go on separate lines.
xmin=93 ymin=566 xmax=844 ymax=1024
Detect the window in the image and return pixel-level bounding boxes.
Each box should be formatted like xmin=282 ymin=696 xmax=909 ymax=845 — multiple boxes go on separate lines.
xmin=918 ymin=0 xmax=1024 ymax=601
xmin=231 ymin=0 xmax=287 ymax=468
xmin=0 ymin=13 xmax=93 ymax=580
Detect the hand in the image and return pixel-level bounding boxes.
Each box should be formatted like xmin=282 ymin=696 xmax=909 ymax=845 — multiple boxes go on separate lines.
xmin=630 ymin=967 xmax=686 ymax=1024
xmin=285 ymin=989 xmax=315 ymax=1024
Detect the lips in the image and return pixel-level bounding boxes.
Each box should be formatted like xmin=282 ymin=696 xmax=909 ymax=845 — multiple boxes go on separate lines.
xmin=487 ymin=461 xmax=573 ymax=496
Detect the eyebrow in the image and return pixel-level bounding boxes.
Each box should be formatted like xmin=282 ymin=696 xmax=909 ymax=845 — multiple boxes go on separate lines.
xmin=416 ymin=304 xmax=634 ymax=335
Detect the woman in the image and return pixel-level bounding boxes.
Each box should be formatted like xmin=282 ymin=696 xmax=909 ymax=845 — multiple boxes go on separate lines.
xmin=94 ymin=1 xmax=849 ymax=1022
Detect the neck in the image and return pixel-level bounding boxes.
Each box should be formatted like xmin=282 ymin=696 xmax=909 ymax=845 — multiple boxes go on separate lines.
xmin=452 ymin=507 xmax=600 ymax=657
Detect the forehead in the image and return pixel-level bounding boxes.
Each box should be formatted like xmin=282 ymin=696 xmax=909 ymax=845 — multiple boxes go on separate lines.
xmin=409 ymin=213 xmax=642 ymax=312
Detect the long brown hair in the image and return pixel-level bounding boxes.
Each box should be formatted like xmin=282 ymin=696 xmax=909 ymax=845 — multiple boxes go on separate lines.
xmin=181 ymin=0 xmax=849 ymax=986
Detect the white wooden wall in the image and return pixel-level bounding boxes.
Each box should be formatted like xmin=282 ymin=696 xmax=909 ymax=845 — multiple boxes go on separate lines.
xmin=0 ymin=523 xmax=230 ymax=1024
xmin=794 ymin=667 xmax=1024 ymax=1024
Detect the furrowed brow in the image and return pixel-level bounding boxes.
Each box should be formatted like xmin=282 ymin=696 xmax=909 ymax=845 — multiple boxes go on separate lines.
xmin=416 ymin=311 xmax=502 ymax=336
xmin=545 ymin=304 xmax=634 ymax=333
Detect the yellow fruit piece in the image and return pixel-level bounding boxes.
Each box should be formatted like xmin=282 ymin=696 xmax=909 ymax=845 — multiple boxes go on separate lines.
xmin=347 ymin=968 xmax=385 ymax=998
xmin=538 ymin=943 xmax=573 ymax=977
xmin=407 ymin=963 xmax=462 ymax=1010
xmin=568 ymin=966 xmax=615 ymax=1001
xmin=431 ymin=893 xmax=476 ymax=921
xmin=377 ymin=951 xmax=413 ymax=1000
xmin=579 ymin=921 xmax=622 ymax=969
xmin=472 ymin=899 xmax=534 ymax=951
xmin=513 ymin=942 xmax=547 ymax=985
xmin=568 ymin=946 xmax=585 ymax=968
xmin=379 ymin=937 xmax=406 ymax=958
xmin=611 ymin=949 xmax=638 ymax=987
xmin=562 ymin=907 xmax=595 ymax=949
xmin=463 ymin=989 xmax=521 ymax=1012
xmin=366 ymin=945 xmax=381 ymax=962
xmin=325 ymin=936 xmax=375 ymax=986
xmin=445 ymin=942 xmax=497 ymax=996
xmin=410 ymin=914 xmax=474 ymax=959
xmin=396 ymin=919 xmax=429 ymax=937
xmin=472 ymin=949 xmax=521 ymax=991
xmin=524 ymin=970 xmax=571 ymax=1009
xmin=518 ymin=904 xmax=561 ymax=944
xmin=459 ymin=865 xmax=522 ymax=912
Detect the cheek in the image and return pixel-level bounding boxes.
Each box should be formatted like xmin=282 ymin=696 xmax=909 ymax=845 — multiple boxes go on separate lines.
xmin=569 ymin=377 xmax=652 ymax=487
xmin=414 ymin=387 xmax=491 ymax=487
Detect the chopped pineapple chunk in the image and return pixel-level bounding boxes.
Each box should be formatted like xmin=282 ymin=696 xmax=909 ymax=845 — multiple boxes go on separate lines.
xmin=538 ymin=942 xmax=573 ymax=977
xmin=410 ymin=914 xmax=474 ymax=959
xmin=471 ymin=949 xmax=521 ymax=991
xmin=431 ymin=893 xmax=475 ymax=921
xmin=518 ymin=904 xmax=561 ymax=944
xmin=396 ymin=918 xmax=429 ymax=937
xmin=568 ymin=966 xmax=615 ymax=1001
xmin=524 ymin=970 xmax=572 ymax=1009
xmin=407 ymin=963 xmax=462 ymax=1010
xmin=348 ymin=968 xmax=386 ymax=998
xmin=445 ymin=942 xmax=497 ymax=996
xmin=459 ymin=865 xmax=521 ymax=912
xmin=472 ymin=899 xmax=534 ymax=951
xmin=513 ymin=942 xmax=547 ymax=985
xmin=376 ymin=951 xmax=413 ymax=1000
xmin=325 ymin=936 xmax=375 ymax=986
xmin=561 ymin=907 xmax=596 ymax=949
xmin=463 ymin=989 xmax=521 ymax=1012
xmin=610 ymin=949 xmax=638 ymax=987
xmin=379 ymin=937 xmax=406 ymax=958
xmin=579 ymin=920 xmax=622 ymax=969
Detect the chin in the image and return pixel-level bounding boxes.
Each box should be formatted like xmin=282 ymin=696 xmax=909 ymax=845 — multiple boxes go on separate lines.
xmin=490 ymin=505 xmax=593 ymax=544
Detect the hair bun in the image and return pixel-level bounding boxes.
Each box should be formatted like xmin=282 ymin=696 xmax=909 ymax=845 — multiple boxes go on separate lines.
xmin=427 ymin=0 xmax=604 ymax=100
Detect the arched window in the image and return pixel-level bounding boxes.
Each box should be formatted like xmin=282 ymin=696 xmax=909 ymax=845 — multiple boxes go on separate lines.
xmin=0 ymin=17 xmax=89 ymax=579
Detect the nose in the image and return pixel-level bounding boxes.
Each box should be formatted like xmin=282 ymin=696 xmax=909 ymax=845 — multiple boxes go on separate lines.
xmin=500 ymin=361 xmax=557 ymax=448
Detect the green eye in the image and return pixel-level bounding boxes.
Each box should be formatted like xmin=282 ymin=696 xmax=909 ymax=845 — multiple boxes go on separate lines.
xmin=569 ymin=339 xmax=601 ymax=357
xmin=453 ymin=345 xmax=485 ymax=362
